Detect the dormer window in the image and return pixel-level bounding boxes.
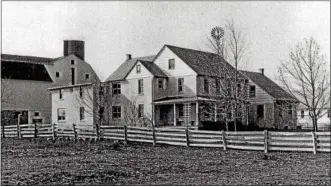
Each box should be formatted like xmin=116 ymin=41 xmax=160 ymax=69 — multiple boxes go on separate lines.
xmin=85 ymin=73 xmax=90 ymax=80
xmin=71 ymin=60 xmax=75 ymax=65
xmin=56 ymin=72 xmax=60 ymax=78
xmin=136 ymin=64 xmax=141 ymax=74
xmin=169 ymin=59 xmax=175 ymax=69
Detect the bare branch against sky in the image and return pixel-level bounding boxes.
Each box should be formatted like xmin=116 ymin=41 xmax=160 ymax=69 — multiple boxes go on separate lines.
xmin=2 ymin=1 xmax=330 ymax=81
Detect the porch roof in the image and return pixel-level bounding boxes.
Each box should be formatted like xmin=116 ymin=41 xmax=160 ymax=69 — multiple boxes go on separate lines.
xmin=152 ymin=96 xmax=217 ymax=105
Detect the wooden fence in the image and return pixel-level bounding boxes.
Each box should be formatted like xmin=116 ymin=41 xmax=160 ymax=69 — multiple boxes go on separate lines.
xmin=1 ymin=124 xmax=330 ymax=154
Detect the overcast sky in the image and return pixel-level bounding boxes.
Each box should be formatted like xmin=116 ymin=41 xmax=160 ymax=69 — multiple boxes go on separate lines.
xmin=2 ymin=1 xmax=330 ymax=81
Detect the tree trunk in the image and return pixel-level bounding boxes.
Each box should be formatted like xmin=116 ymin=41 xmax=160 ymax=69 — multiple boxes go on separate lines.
xmin=313 ymin=118 xmax=318 ymax=132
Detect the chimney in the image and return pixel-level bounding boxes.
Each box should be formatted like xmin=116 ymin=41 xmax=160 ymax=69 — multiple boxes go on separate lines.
xmin=259 ymin=68 xmax=264 ymax=75
xmin=126 ymin=54 xmax=132 ymax=60
xmin=64 ymin=40 xmax=85 ymax=60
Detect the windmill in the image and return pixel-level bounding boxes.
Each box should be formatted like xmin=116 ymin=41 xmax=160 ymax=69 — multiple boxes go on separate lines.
xmin=210 ymin=26 xmax=225 ymax=57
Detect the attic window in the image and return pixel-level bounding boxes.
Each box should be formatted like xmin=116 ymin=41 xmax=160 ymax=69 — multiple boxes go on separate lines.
xmin=169 ymin=59 xmax=175 ymax=69
xmin=136 ymin=64 xmax=141 ymax=74
xmin=85 ymin=73 xmax=90 ymax=80
xmin=34 ymin=112 xmax=40 ymax=117
xmin=71 ymin=60 xmax=75 ymax=65
xmin=56 ymin=72 xmax=60 ymax=78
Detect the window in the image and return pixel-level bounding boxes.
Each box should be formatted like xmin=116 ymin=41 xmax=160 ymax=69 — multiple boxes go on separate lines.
xmin=288 ymin=105 xmax=292 ymax=117
xmin=79 ymin=87 xmax=83 ymax=97
xmin=57 ymin=108 xmax=66 ymax=121
xmin=138 ymin=104 xmax=144 ymax=118
xmin=34 ymin=112 xmax=40 ymax=117
xmin=85 ymin=73 xmax=90 ymax=80
xmin=138 ymin=79 xmax=144 ymax=94
xmin=99 ymin=107 xmax=105 ymax=119
xmin=112 ymin=106 xmax=121 ymax=119
xmin=279 ymin=108 xmax=282 ymax=117
xmin=112 ymin=83 xmax=121 ymax=95
xmin=216 ymin=78 xmax=221 ymax=95
xmin=237 ymin=84 xmax=242 ymax=93
xmin=56 ymin=72 xmax=60 ymax=78
xmin=59 ymin=89 xmax=63 ymax=99
xmin=168 ymin=59 xmax=175 ymax=69
xmin=80 ymin=107 xmax=85 ymax=120
xmin=249 ymin=85 xmax=256 ymax=98
xmin=71 ymin=60 xmax=75 ymax=65
xmin=257 ymin=105 xmax=264 ymax=118
xmin=301 ymin=110 xmax=304 ymax=118
xmin=136 ymin=64 xmax=141 ymax=74
xmin=204 ymin=78 xmax=209 ymax=93
xmin=71 ymin=68 xmax=75 ymax=85
xmin=178 ymin=78 xmax=184 ymax=93
xmin=158 ymin=79 xmax=164 ymax=90
xmin=327 ymin=109 xmax=330 ymax=118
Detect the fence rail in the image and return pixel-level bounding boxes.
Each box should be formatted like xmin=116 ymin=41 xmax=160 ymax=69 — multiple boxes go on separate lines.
xmin=1 ymin=124 xmax=330 ymax=154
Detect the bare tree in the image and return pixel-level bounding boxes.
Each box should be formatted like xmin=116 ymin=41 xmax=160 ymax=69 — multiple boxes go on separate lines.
xmin=278 ymin=37 xmax=330 ymax=131
xmin=123 ymin=95 xmax=152 ymax=127
xmin=205 ymin=19 xmax=249 ymax=131
xmin=74 ymin=83 xmax=108 ymax=131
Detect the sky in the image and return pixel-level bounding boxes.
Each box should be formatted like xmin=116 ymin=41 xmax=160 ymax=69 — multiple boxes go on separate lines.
xmin=2 ymin=1 xmax=330 ymax=81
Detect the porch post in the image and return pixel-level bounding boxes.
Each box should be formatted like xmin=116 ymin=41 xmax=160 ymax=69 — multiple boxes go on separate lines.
xmin=173 ymin=103 xmax=176 ymax=126
xmin=152 ymin=104 xmax=155 ymax=127
xmin=214 ymin=103 xmax=217 ymax=122
xmin=196 ymin=101 xmax=199 ymax=126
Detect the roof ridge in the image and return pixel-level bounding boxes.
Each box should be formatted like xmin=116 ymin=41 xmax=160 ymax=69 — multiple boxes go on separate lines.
xmin=165 ymin=44 xmax=218 ymax=56
xmin=1 ymin=53 xmax=56 ymax=60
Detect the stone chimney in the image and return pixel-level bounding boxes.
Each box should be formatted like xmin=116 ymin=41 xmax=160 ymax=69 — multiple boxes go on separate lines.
xmin=126 ymin=54 xmax=132 ymax=60
xmin=259 ymin=68 xmax=264 ymax=75
xmin=64 ymin=40 xmax=85 ymax=60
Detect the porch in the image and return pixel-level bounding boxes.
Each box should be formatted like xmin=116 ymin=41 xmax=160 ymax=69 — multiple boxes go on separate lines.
xmin=152 ymin=96 xmax=221 ymax=127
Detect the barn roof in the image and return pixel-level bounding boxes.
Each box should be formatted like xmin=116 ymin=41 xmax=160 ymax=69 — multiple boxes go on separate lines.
xmin=1 ymin=54 xmax=54 ymax=82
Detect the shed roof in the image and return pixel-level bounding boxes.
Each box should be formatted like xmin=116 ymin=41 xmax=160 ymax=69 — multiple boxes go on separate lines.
xmin=240 ymin=70 xmax=298 ymax=101
xmin=139 ymin=60 xmax=167 ymax=78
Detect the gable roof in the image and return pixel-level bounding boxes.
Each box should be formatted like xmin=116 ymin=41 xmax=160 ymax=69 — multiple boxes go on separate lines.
xmin=1 ymin=54 xmax=54 ymax=64
xmin=139 ymin=60 xmax=167 ymax=78
xmin=159 ymin=44 xmax=236 ymax=77
xmin=240 ymin=70 xmax=298 ymax=101
xmin=105 ymin=55 xmax=156 ymax=82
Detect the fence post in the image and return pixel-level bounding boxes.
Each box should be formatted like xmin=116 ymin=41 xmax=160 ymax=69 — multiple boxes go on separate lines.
xmin=124 ymin=125 xmax=128 ymax=145
xmin=185 ymin=126 xmax=190 ymax=147
xmin=34 ymin=122 xmax=38 ymax=139
xmin=2 ymin=125 xmax=5 ymax=138
xmin=96 ymin=124 xmax=100 ymax=142
xmin=17 ymin=123 xmax=21 ymax=139
xmin=311 ymin=131 xmax=317 ymax=154
xmin=221 ymin=130 xmax=227 ymax=151
xmin=52 ymin=123 xmax=56 ymax=141
xmin=264 ymin=130 xmax=268 ymax=154
xmin=73 ymin=123 xmax=77 ymax=142
xmin=152 ymin=125 xmax=156 ymax=146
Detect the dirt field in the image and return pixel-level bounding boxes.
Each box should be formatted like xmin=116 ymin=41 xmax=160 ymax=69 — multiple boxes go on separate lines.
xmin=1 ymin=138 xmax=330 ymax=185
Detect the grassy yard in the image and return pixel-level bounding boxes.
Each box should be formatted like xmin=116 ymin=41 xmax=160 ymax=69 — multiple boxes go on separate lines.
xmin=1 ymin=138 xmax=330 ymax=185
